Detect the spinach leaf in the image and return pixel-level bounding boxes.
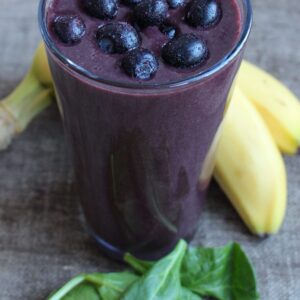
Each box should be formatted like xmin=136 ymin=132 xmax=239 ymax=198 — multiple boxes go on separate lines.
xmin=47 ymin=274 xmax=100 ymax=300
xmin=47 ymin=272 xmax=139 ymax=300
xmin=181 ymin=243 xmax=259 ymax=300
xmin=124 ymin=242 xmax=259 ymax=300
xmin=124 ymin=247 xmax=202 ymax=300
xmin=181 ymin=287 xmax=203 ymax=300
xmin=87 ymin=272 xmax=139 ymax=300
xmin=58 ymin=283 xmax=100 ymax=300
xmin=48 ymin=241 xmax=259 ymax=300
xmin=121 ymin=240 xmax=187 ymax=299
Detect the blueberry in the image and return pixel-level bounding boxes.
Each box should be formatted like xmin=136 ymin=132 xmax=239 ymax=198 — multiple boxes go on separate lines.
xmin=186 ymin=0 xmax=222 ymax=28
xmin=167 ymin=0 xmax=184 ymax=9
xmin=82 ymin=0 xmax=118 ymax=19
xmin=53 ymin=15 xmax=86 ymax=45
xmin=159 ymin=22 xmax=178 ymax=39
xmin=161 ymin=34 xmax=208 ymax=68
xmin=134 ymin=0 xmax=168 ymax=27
xmin=96 ymin=22 xmax=140 ymax=54
xmin=122 ymin=48 xmax=159 ymax=80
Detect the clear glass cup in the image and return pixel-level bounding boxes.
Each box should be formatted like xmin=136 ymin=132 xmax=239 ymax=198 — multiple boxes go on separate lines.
xmin=39 ymin=0 xmax=252 ymax=260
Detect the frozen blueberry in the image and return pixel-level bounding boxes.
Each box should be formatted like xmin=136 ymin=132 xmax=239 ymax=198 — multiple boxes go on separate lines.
xmin=162 ymin=33 xmax=208 ymax=68
xmin=82 ymin=0 xmax=118 ymax=19
xmin=53 ymin=15 xmax=86 ymax=45
xmin=186 ymin=0 xmax=222 ymax=28
xmin=134 ymin=0 xmax=168 ymax=27
xmin=122 ymin=48 xmax=159 ymax=80
xmin=96 ymin=22 xmax=140 ymax=54
xmin=159 ymin=22 xmax=178 ymax=39
xmin=167 ymin=0 xmax=184 ymax=8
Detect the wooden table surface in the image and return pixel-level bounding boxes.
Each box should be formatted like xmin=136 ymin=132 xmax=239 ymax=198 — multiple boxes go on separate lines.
xmin=0 ymin=0 xmax=299 ymax=299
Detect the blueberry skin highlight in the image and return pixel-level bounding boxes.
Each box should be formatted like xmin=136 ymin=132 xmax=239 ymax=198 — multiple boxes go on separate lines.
xmin=53 ymin=15 xmax=86 ymax=45
xmin=82 ymin=0 xmax=118 ymax=20
xmin=96 ymin=22 xmax=140 ymax=54
xmin=186 ymin=0 xmax=222 ymax=28
xmin=133 ymin=0 xmax=169 ymax=27
xmin=162 ymin=33 xmax=208 ymax=68
xmin=159 ymin=22 xmax=179 ymax=39
xmin=122 ymin=48 xmax=159 ymax=80
xmin=167 ymin=0 xmax=185 ymax=9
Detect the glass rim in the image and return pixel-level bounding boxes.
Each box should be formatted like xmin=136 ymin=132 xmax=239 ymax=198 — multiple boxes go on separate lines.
xmin=38 ymin=0 xmax=253 ymax=90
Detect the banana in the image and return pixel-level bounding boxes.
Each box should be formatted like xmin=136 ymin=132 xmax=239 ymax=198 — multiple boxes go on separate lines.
xmin=237 ymin=60 xmax=300 ymax=155
xmin=214 ymin=87 xmax=287 ymax=236
xmin=0 ymin=42 xmax=53 ymax=149
xmin=32 ymin=42 xmax=53 ymax=87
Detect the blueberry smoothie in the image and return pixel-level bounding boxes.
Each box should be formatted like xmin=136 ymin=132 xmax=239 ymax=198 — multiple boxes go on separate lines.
xmin=40 ymin=0 xmax=251 ymax=259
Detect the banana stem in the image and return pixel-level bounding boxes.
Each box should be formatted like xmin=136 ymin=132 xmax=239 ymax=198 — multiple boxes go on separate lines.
xmin=0 ymin=69 xmax=53 ymax=149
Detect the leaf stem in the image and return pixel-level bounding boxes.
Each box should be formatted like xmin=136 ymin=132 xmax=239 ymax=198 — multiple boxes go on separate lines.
xmin=123 ymin=253 xmax=153 ymax=274
xmin=47 ymin=274 xmax=86 ymax=300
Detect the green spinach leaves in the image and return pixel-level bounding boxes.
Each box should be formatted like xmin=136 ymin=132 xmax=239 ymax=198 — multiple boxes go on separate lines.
xmin=181 ymin=243 xmax=259 ymax=300
xmin=47 ymin=240 xmax=259 ymax=300
xmin=122 ymin=240 xmax=187 ymax=299
xmin=47 ymin=272 xmax=138 ymax=300
xmin=124 ymin=242 xmax=259 ymax=300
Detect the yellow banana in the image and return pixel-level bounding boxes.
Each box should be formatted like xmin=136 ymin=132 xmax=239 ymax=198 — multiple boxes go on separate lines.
xmin=214 ymin=87 xmax=287 ymax=236
xmin=0 ymin=42 xmax=53 ymax=149
xmin=237 ymin=60 xmax=300 ymax=155
xmin=32 ymin=42 xmax=53 ymax=87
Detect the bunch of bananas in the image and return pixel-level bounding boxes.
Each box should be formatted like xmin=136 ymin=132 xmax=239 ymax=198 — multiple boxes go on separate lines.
xmin=216 ymin=62 xmax=300 ymax=236
xmin=1 ymin=43 xmax=299 ymax=236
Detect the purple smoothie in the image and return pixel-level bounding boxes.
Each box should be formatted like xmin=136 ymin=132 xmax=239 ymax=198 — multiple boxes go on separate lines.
xmin=46 ymin=0 xmax=241 ymax=83
xmin=40 ymin=0 xmax=251 ymax=259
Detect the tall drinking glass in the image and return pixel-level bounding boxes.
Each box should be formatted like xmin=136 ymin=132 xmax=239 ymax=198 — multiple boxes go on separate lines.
xmin=39 ymin=0 xmax=252 ymax=260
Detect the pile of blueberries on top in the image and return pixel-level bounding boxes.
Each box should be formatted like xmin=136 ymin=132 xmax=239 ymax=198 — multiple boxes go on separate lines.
xmin=53 ymin=0 xmax=222 ymax=80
